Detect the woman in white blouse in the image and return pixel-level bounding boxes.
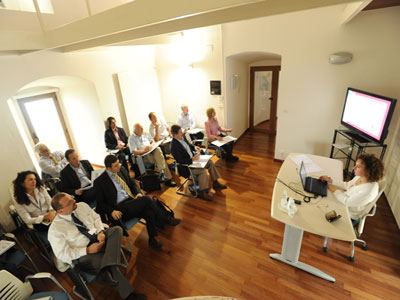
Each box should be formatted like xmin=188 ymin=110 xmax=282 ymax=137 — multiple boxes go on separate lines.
xmin=320 ymin=153 xmax=384 ymax=225
xmin=13 ymin=171 xmax=56 ymax=231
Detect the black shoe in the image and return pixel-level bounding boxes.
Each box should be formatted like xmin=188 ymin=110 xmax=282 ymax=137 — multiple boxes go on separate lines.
xmin=227 ymin=155 xmax=239 ymax=162
xmin=96 ymin=270 xmax=118 ymax=287
xmin=148 ymin=237 xmax=163 ymax=250
xmin=125 ymin=292 xmax=147 ymax=300
xmin=165 ymin=180 xmax=177 ymax=187
xmin=166 ymin=216 xmax=181 ymax=226
xmin=213 ymin=181 xmax=227 ymax=190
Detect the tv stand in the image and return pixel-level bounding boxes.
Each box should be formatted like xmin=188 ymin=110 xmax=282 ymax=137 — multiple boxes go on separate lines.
xmin=330 ymin=129 xmax=387 ymax=178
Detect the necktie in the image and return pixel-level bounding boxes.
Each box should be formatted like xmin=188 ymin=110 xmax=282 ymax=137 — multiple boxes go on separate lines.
xmin=71 ymin=213 xmax=98 ymax=245
xmin=49 ymin=155 xmax=59 ymax=164
xmin=112 ymin=173 xmax=134 ymax=199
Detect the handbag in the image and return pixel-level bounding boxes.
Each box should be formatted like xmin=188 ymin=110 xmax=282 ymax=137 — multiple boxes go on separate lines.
xmin=138 ymin=170 xmax=162 ymax=192
xmin=152 ymin=196 xmax=175 ymax=229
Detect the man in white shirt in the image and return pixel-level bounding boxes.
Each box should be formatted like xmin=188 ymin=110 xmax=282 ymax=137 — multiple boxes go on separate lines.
xmin=48 ymin=193 xmax=146 ymax=300
xmin=177 ymin=104 xmax=204 ymax=144
xmin=35 ymin=143 xmax=68 ymax=178
xmin=128 ymin=123 xmax=176 ymax=187
xmin=148 ymin=112 xmax=172 ymax=156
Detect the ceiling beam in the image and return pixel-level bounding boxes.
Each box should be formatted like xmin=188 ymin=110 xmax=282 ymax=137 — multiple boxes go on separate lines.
xmin=341 ymin=0 xmax=372 ymax=24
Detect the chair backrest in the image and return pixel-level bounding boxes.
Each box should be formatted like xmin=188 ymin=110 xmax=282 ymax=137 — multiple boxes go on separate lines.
xmin=0 ymin=270 xmax=33 ymax=300
xmin=357 ymin=177 xmax=387 ymax=234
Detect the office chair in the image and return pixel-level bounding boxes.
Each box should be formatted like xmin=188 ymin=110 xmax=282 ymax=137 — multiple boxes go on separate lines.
xmin=41 ymin=172 xmax=62 ymax=196
xmin=323 ymin=177 xmax=387 ymax=262
xmin=0 ymin=270 xmax=72 ymax=300
xmin=8 ymin=188 xmax=54 ymax=266
xmin=0 ymin=224 xmax=39 ymax=275
xmin=174 ymin=162 xmax=199 ymax=198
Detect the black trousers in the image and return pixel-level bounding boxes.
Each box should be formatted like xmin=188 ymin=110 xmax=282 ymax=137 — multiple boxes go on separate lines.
xmin=73 ymin=227 xmax=133 ymax=299
xmin=116 ymin=196 xmax=159 ymax=239
xmin=76 ymin=187 xmax=96 ymax=204
xmin=218 ymin=134 xmax=234 ymax=158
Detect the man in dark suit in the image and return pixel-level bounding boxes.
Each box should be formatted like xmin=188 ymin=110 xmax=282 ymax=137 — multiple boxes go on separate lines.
xmin=94 ymin=155 xmax=180 ymax=250
xmin=104 ymin=117 xmax=138 ymax=175
xmin=170 ymin=124 xmax=227 ymax=201
xmin=60 ymin=149 xmax=96 ymax=204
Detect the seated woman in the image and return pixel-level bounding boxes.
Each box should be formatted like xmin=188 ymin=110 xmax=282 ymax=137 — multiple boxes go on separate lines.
xmin=13 ymin=171 xmax=56 ymax=231
xmin=319 ymin=153 xmax=384 ymax=226
xmin=204 ymin=107 xmax=238 ymax=162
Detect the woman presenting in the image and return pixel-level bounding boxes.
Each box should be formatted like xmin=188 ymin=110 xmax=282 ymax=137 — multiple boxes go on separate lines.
xmin=319 ymin=153 xmax=384 ymax=225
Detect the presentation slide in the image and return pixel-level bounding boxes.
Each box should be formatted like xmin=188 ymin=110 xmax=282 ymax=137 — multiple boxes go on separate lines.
xmin=342 ymin=90 xmax=391 ymax=140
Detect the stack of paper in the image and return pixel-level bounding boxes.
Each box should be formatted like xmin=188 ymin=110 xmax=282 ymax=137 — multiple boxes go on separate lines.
xmin=290 ymin=154 xmax=322 ymax=173
xmin=189 ymin=155 xmax=213 ymax=168
xmin=211 ymin=136 xmax=237 ymax=147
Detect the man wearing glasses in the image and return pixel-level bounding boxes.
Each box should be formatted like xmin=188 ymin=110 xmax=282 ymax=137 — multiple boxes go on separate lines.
xmin=34 ymin=143 xmax=68 ymax=178
xmin=48 ymin=193 xmax=146 ymax=300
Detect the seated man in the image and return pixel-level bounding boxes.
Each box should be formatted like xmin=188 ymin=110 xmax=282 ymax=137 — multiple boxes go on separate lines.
xmin=35 ymin=143 xmax=68 ymax=178
xmin=60 ymin=149 xmax=96 ymax=204
xmin=128 ymin=123 xmax=176 ymax=187
xmin=170 ymin=124 xmax=227 ymax=201
xmin=48 ymin=193 xmax=146 ymax=300
xmin=148 ymin=112 xmax=171 ymax=155
xmin=177 ymin=104 xmax=204 ymax=143
xmin=95 ymin=155 xmax=180 ymax=249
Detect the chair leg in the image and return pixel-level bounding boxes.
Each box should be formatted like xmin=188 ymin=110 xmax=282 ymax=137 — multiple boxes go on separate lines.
xmin=355 ymin=238 xmax=368 ymax=250
xmin=67 ymin=269 xmax=95 ymax=300
xmin=121 ymin=235 xmax=133 ymax=254
xmin=176 ymin=177 xmax=197 ymax=198
xmin=323 ymin=237 xmax=328 ymax=252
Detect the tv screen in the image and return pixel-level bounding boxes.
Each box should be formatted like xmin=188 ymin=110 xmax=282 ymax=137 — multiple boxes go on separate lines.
xmin=340 ymin=88 xmax=397 ymax=144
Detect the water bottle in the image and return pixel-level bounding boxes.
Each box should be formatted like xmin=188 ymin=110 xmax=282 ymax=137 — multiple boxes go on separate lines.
xmin=287 ymin=197 xmax=297 ymax=218
xmin=281 ymin=190 xmax=288 ymax=208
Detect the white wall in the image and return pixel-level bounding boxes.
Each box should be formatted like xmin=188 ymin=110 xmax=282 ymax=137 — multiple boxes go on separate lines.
xmin=225 ymin=57 xmax=248 ymax=137
xmin=155 ymin=25 xmax=225 ymax=128
xmin=0 ymin=46 xmax=161 ymax=230
xmin=222 ymin=5 xmax=400 ymax=160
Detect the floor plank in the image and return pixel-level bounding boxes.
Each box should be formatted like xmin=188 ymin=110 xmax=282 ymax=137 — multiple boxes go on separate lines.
xmin=19 ymin=128 xmax=400 ymax=300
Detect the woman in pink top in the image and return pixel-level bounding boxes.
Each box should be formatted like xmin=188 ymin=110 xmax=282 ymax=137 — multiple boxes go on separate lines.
xmin=205 ymin=107 xmax=238 ymax=162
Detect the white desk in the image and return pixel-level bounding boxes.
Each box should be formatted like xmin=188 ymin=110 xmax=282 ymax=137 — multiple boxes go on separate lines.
xmin=270 ymin=153 xmax=356 ymax=282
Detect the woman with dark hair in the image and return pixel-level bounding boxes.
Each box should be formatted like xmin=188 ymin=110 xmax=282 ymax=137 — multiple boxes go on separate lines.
xmin=104 ymin=117 xmax=136 ymax=174
xmin=13 ymin=171 xmax=55 ymax=231
xmin=319 ymin=153 xmax=384 ymax=225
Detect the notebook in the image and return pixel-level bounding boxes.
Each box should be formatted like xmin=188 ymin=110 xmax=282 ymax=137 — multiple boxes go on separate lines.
xmin=299 ymin=161 xmax=327 ymax=196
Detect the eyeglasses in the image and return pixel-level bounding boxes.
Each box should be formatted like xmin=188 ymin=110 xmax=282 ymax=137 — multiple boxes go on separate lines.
xmin=60 ymin=196 xmax=75 ymax=209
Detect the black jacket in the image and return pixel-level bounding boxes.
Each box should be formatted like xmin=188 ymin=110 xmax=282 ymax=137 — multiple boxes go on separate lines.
xmin=94 ymin=166 xmax=141 ymax=216
xmin=170 ymin=138 xmax=195 ymax=178
xmin=104 ymin=127 xmax=128 ymax=150
xmin=60 ymin=160 xmax=94 ymax=196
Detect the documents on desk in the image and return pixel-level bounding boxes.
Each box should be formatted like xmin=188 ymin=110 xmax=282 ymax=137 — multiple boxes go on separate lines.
xmin=82 ymin=169 xmax=105 ymax=190
xmin=138 ymin=140 xmax=163 ymax=156
xmin=0 ymin=240 xmax=15 ymax=255
xmin=211 ymin=136 xmax=237 ymax=147
xmin=290 ymin=154 xmax=322 ymax=173
xmin=162 ymin=137 xmax=172 ymax=144
xmin=187 ymin=128 xmax=203 ymax=134
xmin=189 ymin=155 xmax=213 ymax=168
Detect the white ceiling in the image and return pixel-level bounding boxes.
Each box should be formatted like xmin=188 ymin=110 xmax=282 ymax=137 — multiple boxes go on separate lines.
xmin=0 ymin=0 xmax=359 ymax=55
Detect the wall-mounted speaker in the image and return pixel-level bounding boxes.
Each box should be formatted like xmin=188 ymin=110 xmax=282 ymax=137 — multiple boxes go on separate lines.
xmin=210 ymin=80 xmax=221 ymax=95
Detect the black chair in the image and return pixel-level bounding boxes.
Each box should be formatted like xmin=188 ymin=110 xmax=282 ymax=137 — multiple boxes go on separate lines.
xmin=174 ymin=162 xmax=199 ymax=198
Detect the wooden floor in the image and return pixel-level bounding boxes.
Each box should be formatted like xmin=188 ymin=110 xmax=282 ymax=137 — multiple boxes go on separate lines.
xmin=22 ymin=129 xmax=400 ymax=300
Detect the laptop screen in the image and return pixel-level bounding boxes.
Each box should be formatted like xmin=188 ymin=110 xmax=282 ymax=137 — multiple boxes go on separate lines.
xmin=299 ymin=161 xmax=307 ymax=189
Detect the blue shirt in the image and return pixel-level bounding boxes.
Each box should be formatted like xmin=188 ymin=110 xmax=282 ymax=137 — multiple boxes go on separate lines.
xmin=106 ymin=170 xmax=130 ymax=204
xmin=177 ymin=112 xmax=196 ymax=129
xmin=128 ymin=133 xmax=153 ymax=152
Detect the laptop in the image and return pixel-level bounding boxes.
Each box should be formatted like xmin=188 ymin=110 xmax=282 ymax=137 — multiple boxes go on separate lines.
xmin=299 ymin=161 xmax=327 ymax=196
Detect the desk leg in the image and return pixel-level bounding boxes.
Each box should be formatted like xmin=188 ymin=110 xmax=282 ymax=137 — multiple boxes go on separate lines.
xmin=269 ymin=224 xmax=335 ymax=283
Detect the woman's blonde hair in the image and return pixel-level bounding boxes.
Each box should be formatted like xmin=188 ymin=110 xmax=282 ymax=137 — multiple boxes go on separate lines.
xmin=206 ymin=107 xmax=215 ymax=119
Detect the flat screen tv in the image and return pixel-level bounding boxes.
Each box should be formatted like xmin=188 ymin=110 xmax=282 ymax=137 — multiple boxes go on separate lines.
xmin=340 ymin=87 xmax=397 ymax=144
